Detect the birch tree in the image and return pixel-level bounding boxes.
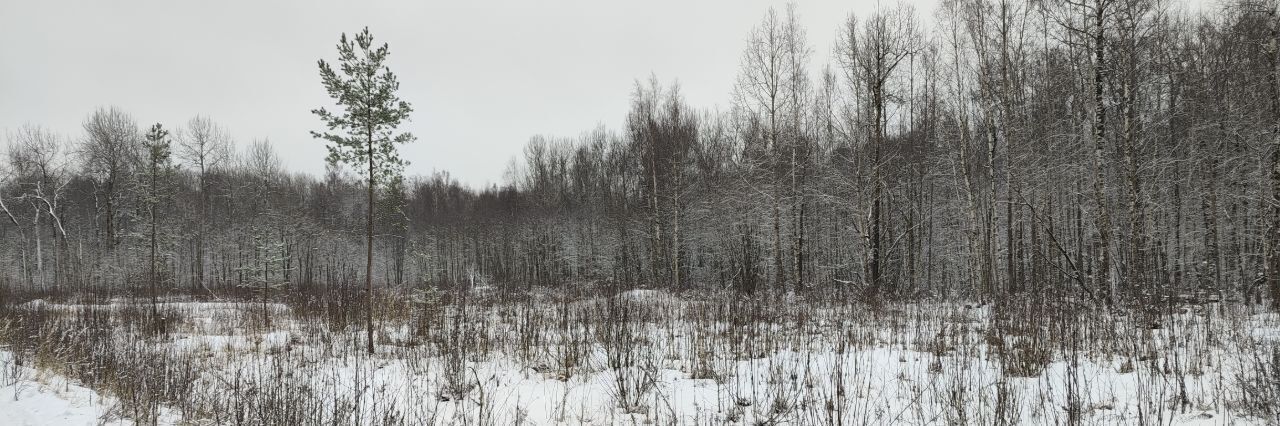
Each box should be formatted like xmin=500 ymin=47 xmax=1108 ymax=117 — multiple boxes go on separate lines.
xmin=81 ymin=107 xmax=139 ymax=250
xmin=838 ymin=3 xmax=923 ymax=297
xmin=734 ymin=5 xmax=810 ymax=290
xmin=6 ymin=125 xmax=69 ymax=291
xmin=177 ymin=115 xmax=233 ymax=291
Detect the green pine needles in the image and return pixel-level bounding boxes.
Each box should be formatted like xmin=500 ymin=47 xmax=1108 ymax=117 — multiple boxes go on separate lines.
xmin=311 ymin=27 xmax=415 ymax=354
xmin=311 ymin=26 xmax=415 ymax=181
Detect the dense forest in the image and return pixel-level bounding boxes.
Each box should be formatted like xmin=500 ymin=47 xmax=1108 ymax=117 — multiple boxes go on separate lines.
xmin=2 ymin=0 xmax=1279 ymax=309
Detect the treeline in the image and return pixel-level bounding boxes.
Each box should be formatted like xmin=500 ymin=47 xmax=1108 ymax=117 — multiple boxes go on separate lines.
xmin=2 ymin=0 xmax=1279 ymax=305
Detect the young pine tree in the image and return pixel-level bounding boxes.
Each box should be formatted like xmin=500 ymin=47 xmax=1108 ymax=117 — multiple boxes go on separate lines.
xmin=140 ymin=123 xmax=174 ymax=324
xmin=311 ymin=27 xmax=415 ymax=354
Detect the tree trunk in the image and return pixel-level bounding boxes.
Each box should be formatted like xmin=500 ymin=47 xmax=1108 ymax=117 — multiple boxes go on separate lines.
xmin=869 ymin=83 xmax=885 ymax=296
xmin=150 ymin=166 xmax=158 ymax=322
xmin=1266 ymin=8 xmax=1280 ymax=309
xmin=366 ymin=132 xmax=376 ymax=355
xmin=1091 ymin=2 xmax=1115 ymax=303
xmin=1122 ymin=76 xmax=1145 ymax=298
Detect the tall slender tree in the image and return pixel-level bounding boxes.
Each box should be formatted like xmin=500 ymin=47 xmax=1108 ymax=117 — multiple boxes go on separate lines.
xmin=81 ymin=107 xmax=139 ymax=250
xmin=7 ymin=125 xmax=70 ymax=291
xmin=177 ymin=115 xmax=233 ymax=292
xmin=140 ymin=123 xmax=174 ymax=322
xmin=838 ymin=3 xmax=923 ymax=297
xmin=311 ymin=27 xmax=415 ymax=354
xmin=1259 ymin=0 xmax=1280 ymax=309
xmin=735 ymin=5 xmax=810 ymax=290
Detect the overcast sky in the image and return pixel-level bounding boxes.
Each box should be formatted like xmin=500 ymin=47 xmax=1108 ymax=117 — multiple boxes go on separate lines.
xmin=4 ymin=0 xmax=977 ymax=187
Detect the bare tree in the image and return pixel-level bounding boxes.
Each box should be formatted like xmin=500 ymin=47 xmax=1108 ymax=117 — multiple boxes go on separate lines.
xmin=80 ymin=107 xmax=140 ymax=251
xmin=5 ymin=125 xmax=70 ymax=290
xmin=837 ymin=3 xmax=924 ymax=297
xmin=243 ymin=138 xmax=285 ymax=326
xmin=1256 ymin=0 xmax=1280 ymax=309
xmin=734 ymin=5 xmax=811 ymax=290
xmin=628 ymin=77 xmax=697 ymax=288
xmin=177 ymin=115 xmax=233 ymax=292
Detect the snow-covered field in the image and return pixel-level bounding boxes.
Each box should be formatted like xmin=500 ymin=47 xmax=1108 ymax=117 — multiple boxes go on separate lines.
xmin=1 ymin=350 xmax=125 ymax=425
xmin=0 ymin=348 xmax=184 ymax=425
xmin=1 ymin=290 xmax=1277 ymax=425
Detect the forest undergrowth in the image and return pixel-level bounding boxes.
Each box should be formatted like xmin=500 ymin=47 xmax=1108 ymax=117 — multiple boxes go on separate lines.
xmin=1 ymin=284 xmax=1278 ymax=425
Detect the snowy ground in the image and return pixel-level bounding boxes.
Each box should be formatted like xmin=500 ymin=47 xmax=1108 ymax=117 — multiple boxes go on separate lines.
xmin=1 ymin=291 xmax=1277 ymax=425
xmin=0 ymin=351 xmax=178 ymax=425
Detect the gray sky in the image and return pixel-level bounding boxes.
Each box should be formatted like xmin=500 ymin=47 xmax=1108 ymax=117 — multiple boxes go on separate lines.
xmin=4 ymin=0 xmax=919 ymax=187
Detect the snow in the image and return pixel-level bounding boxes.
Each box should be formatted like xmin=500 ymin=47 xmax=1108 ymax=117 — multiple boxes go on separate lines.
xmin=1 ymin=295 xmax=1275 ymax=424
xmin=0 ymin=351 xmax=173 ymax=426
xmin=0 ymin=378 xmax=109 ymax=425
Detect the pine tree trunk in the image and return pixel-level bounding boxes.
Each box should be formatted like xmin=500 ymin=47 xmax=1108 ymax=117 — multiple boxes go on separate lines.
xmin=366 ymin=132 xmax=376 ymax=355
xmin=150 ymin=159 xmax=158 ymax=322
